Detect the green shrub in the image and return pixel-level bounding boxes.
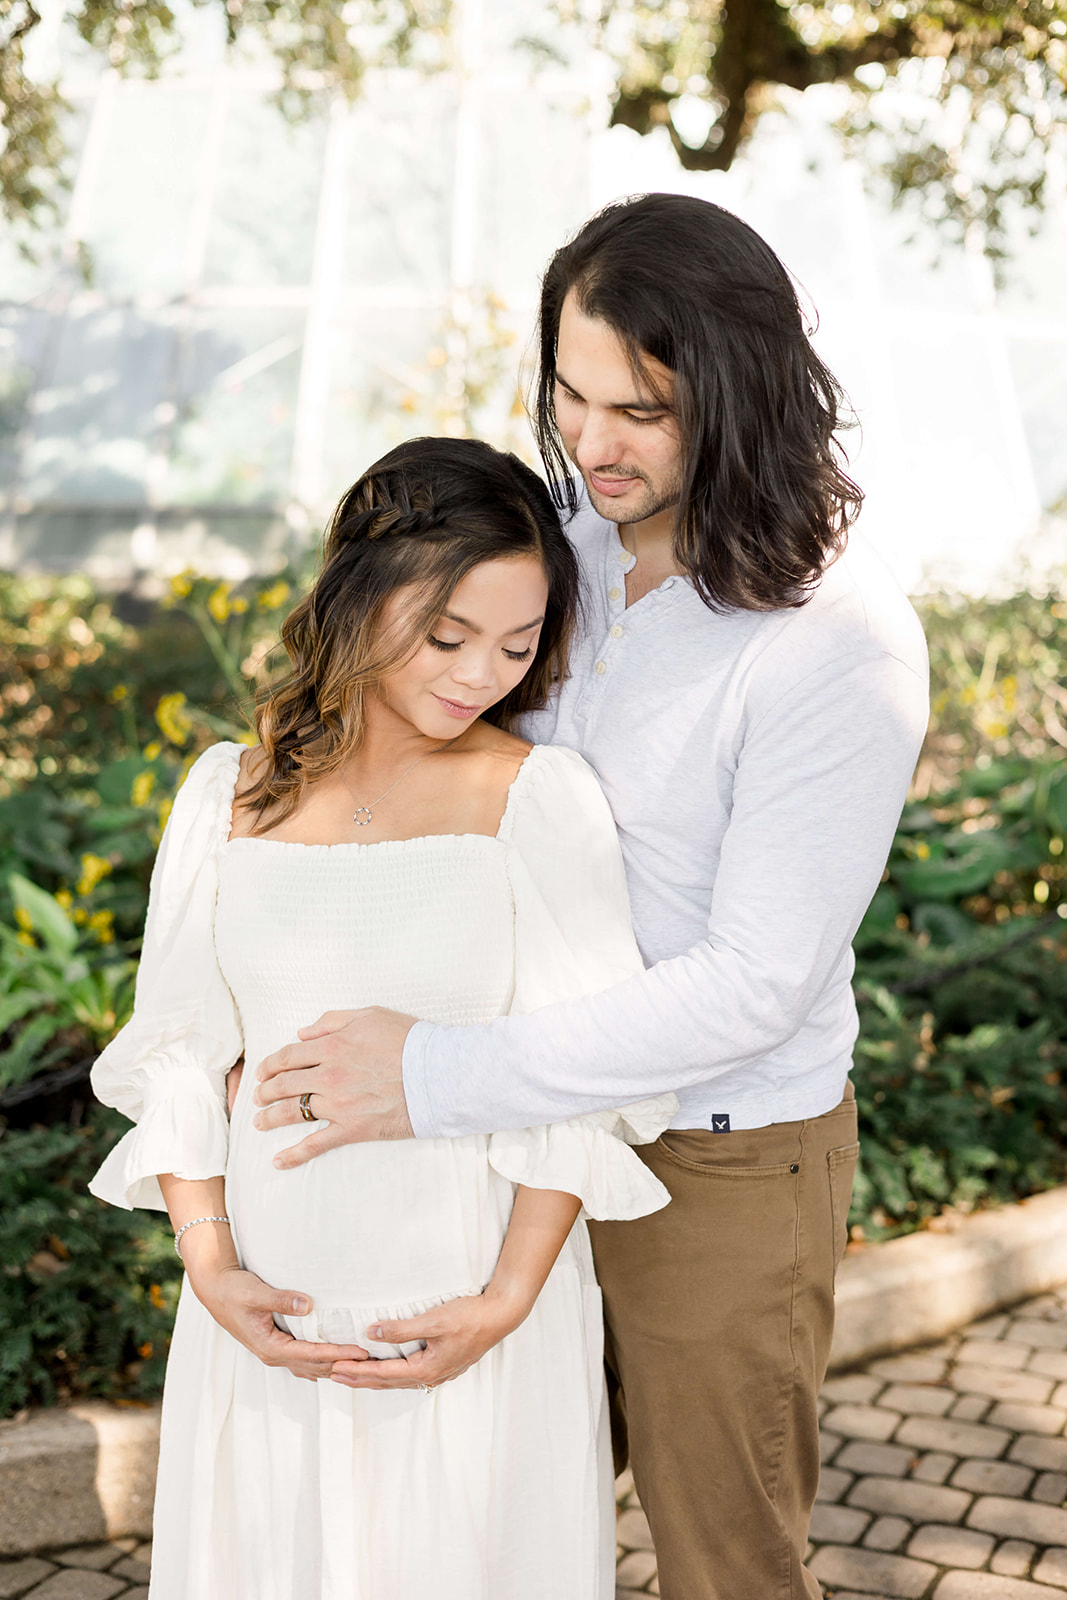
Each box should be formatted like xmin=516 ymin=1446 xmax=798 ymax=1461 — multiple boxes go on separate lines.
xmin=844 ymin=586 xmax=1067 ymax=1238
xmin=0 ymin=1108 xmax=182 ymax=1417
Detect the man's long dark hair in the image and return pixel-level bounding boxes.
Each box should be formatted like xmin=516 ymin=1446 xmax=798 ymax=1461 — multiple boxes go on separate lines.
xmin=534 ymin=195 xmax=862 ymax=613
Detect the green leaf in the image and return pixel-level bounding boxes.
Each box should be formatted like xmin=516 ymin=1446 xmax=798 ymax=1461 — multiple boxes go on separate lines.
xmin=892 ymin=834 xmax=1016 ymax=900
xmin=95 ymin=759 xmax=148 ymax=808
xmin=8 ymin=875 xmax=77 ymax=957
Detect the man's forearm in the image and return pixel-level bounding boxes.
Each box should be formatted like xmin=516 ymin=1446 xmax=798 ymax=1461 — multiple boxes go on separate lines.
xmin=405 ymin=651 xmax=928 ymax=1139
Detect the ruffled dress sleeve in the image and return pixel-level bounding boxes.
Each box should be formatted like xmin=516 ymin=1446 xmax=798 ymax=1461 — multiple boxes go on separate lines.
xmin=89 ymin=742 xmax=245 ymax=1211
xmin=486 ymin=745 xmax=676 ymax=1221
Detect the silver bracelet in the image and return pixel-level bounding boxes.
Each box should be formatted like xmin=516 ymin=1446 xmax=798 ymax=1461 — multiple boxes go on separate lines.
xmin=174 ymin=1215 xmax=231 ymax=1260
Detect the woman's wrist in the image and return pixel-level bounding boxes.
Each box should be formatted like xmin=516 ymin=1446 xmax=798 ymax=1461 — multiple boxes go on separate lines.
xmin=482 ymin=1272 xmax=539 ymax=1333
xmin=176 ymin=1219 xmax=239 ymax=1284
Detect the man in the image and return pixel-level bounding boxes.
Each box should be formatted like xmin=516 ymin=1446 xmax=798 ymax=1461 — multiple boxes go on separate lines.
xmin=253 ymin=195 xmax=929 ymax=1598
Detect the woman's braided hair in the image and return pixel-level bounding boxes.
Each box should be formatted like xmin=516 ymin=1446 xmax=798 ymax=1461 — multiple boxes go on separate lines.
xmin=239 ymin=437 xmax=580 ymax=829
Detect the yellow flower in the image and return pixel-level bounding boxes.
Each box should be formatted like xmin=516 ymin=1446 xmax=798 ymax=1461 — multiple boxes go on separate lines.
xmin=73 ymin=908 xmax=88 ymax=926
xmin=77 ymin=853 xmax=112 ymax=896
xmin=88 ymin=908 xmax=115 ymax=944
xmin=915 ymin=841 xmax=931 ymax=861
xmin=231 ymin=596 xmax=248 ymax=615
xmin=143 ymin=741 xmax=162 ymax=761
xmin=131 ymin=770 xmax=155 ymax=807
xmin=238 ymin=730 xmax=258 ymax=748
xmin=148 ymin=1283 xmax=166 ymax=1310
xmin=256 ymin=580 xmax=290 ymax=611
xmin=157 ymin=797 xmax=174 ymax=830
xmin=108 ymin=683 xmax=129 ymax=704
xmin=14 ymin=905 xmax=33 ymax=932
xmin=155 ymin=692 xmax=193 ymax=747
xmin=207 ymin=583 xmax=232 ymax=624
xmin=169 ymin=571 xmax=194 ymax=601
xmin=55 ymin=889 xmax=73 ymax=910
xmin=16 ymin=930 xmax=34 ymax=948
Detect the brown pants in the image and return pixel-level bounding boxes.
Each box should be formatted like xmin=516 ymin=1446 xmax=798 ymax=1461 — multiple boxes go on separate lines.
xmin=589 ymin=1084 xmax=858 ymax=1600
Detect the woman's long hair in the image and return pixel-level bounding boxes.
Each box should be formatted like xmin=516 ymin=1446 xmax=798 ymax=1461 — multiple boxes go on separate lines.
xmin=240 ymin=437 xmax=579 ymax=829
xmin=534 ymin=194 xmax=862 ymax=613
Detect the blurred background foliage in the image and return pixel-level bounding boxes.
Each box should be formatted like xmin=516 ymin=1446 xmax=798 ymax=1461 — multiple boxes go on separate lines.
xmin=4 ymin=0 xmax=1066 ymax=261
xmin=0 ymin=569 xmax=1065 ymax=1413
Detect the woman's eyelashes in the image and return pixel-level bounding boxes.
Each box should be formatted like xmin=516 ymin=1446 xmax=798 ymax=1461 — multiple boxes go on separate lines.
xmin=428 ymin=636 xmax=533 ymax=664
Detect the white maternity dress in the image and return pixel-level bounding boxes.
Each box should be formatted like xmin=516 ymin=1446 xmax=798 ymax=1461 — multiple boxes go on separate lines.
xmin=90 ymin=741 xmax=674 ymax=1600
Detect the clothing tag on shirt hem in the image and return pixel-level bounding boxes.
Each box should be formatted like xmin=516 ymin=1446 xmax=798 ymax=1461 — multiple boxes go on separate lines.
xmin=711 ymin=1114 xmax=731 ymax=1133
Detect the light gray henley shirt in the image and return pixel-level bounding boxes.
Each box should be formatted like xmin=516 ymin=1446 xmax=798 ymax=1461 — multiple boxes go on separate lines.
xmin=403 ymin=496 xmax=930 ymax=1136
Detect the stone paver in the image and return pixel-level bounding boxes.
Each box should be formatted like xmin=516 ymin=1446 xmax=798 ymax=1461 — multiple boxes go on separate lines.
xmin=23 ymin=1574 xmax=126 ymax=1600
xmin=967 ymin=1495 xmax=1067 ymax=1544
xmin=991 ymin=1540 xmax=1038 ymax=1576
xmin=1033 ymin=1547 xmax=1067 ymax=1585
xmin=817 ymin=1465 xmax=855 ymax=1501
xmin=952 ymin=1459 xmax=1036 ymax=1496
xmin=881 ymin=1384 xmax=954 ymax=1416
xmin=847 ymin=1476 xmax=972 ymax=1524
xmin=864 ymin=1516 xmax=912 ymax=1551
xmin=809 ymin=1503 xmax=871 ymax=1543
xmin=934 ymin=1576 xmax=1066 ymax=1598
xmin=824 ymin=1403 xmax=902 ymax=1441
xmin=11 ymin=1288 xmax=1067 ymax=1599
xmin=836 ymin=1441 xmax=915 ymax=1477
xmin=991 ymin=1403 xmax=1067 ymax=1435
xmin=907 ymin=1525 xmax=994 ymax=1568
xmin=0 ymin=1565 xmax=55 ymax=1600
xmin=897 ymin=1415 xmax=1012 ymax=1457
xmin=950 ymin=1365 xmax=1054 ymax=1403
xmin=809 ymin=1544 xmax=937 ymax=1595
xmin=1012 ymin=1435 xmax=1067 ymax=1472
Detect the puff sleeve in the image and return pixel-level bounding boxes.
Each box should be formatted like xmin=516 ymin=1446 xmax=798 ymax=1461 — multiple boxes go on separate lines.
xmin=89 ymin=742 xmax=245 ymax=1211
xmin=474 ymin=746 xmax=676 ymax=1220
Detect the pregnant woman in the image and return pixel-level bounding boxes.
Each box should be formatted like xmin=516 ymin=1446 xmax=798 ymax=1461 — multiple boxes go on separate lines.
xmin=89 ymin=436 xmax=674 ymax=1600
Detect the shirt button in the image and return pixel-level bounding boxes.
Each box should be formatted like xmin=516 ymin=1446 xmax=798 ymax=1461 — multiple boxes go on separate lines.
xmin=617 ymin=550 xmax=629 ymax=565
xmin=609 ymin=624 xmax=623 ymax=639
xmin=608 ymin=586 xmax=621 ymax=601
xmin=595 ymin=660 xmax=606 ymax=675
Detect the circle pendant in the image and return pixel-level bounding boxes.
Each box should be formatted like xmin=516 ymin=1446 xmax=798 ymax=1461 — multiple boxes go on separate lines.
xmin=353 ymin=807 xmax=373 ymax=827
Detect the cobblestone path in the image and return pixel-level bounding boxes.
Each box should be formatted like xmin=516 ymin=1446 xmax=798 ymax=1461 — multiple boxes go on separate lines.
xmin=617 ymin=1286 xmax=1067 ymax=1598
xmin=6 ymin=1287 xmax=1067 ymax=1598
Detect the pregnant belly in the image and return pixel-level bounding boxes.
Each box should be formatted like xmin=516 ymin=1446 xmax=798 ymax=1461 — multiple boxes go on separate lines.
xmin=226 ymin=1101 xmax=515 ymax=1345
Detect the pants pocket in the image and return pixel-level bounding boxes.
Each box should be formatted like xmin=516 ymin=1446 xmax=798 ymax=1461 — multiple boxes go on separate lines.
xmin=828 ymin=1142 xmax=860 ymax=1279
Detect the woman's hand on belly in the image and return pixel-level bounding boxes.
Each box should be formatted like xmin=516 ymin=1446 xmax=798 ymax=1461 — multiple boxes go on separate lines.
xmin=328 ymin=1287 xmax=523 ymax=1392
xmin=190 ymin=1259 xmax=373 ymax=1382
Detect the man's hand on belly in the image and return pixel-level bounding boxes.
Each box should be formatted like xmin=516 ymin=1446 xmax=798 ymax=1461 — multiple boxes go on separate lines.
xmin=253 ymin=1007 xmax=417 ymax=1166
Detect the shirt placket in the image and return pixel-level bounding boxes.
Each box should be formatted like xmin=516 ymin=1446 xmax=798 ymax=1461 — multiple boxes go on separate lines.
xmin=574 ymin=543 xmax=636 ymax=726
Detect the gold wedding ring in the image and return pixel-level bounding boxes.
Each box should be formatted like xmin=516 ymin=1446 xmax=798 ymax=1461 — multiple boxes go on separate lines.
xmin=299 ymin=1091 xmax=316 ymax=1123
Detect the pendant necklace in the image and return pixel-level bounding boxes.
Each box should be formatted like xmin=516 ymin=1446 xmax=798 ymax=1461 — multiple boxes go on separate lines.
xmin=341 ymin=739 xmax=458 ymax=827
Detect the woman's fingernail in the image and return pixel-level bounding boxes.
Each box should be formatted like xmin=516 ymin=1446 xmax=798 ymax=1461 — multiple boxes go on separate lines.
xmin=369 ymin=1325 xmax=383 ymax=1340
xmin=291 ymin=1296 xmax=310 ymax=1314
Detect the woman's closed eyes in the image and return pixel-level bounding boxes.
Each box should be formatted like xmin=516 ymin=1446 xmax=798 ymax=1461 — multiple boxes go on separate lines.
xmin=428 ymin=636 xmax=534 ymax=663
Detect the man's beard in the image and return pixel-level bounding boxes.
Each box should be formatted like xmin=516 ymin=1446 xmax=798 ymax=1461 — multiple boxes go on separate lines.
xmin=582 ymin=468 xmax=682 ymax=527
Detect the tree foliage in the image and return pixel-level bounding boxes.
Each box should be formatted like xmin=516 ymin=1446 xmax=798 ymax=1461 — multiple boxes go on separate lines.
xmin=2 ymin=0 xmax=1064 ymax=252
xmin=0 ymin=0 xmax=449 ymax=232
xmin=598 ymin=0 xmax=1067 ymax=256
